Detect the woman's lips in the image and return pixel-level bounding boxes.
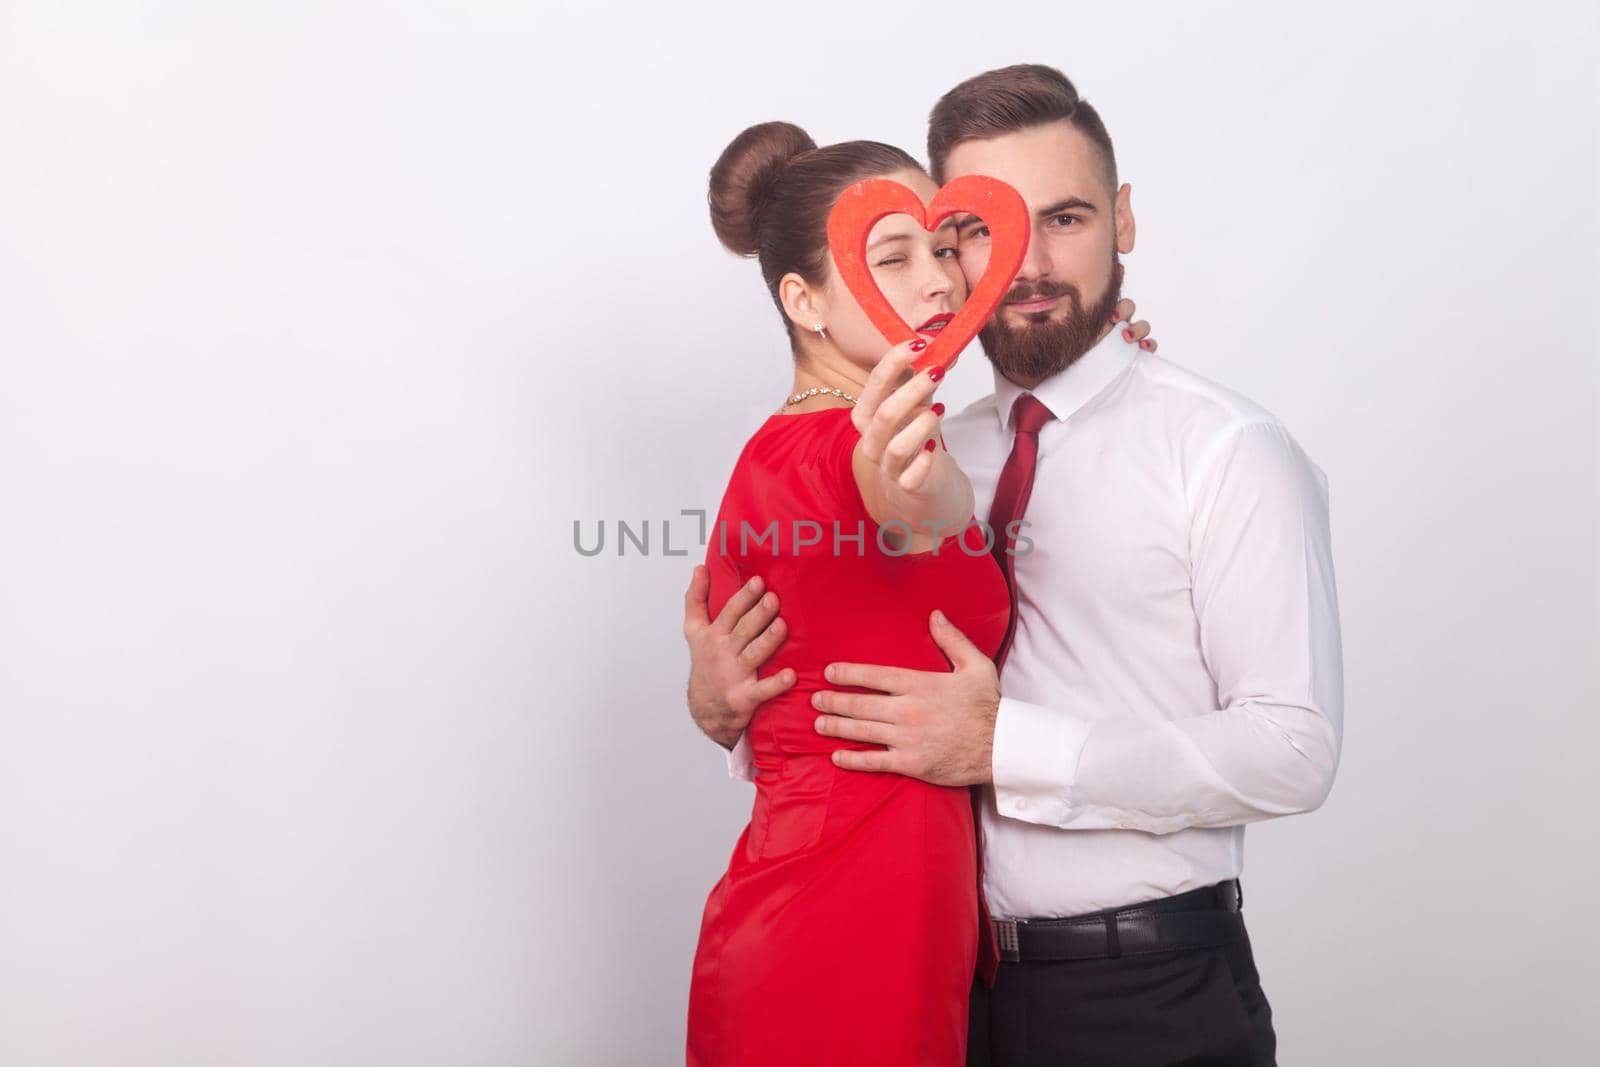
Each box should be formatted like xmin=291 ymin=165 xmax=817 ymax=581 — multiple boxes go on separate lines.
xmin=915 ymin=312 xmax=954 ymax=339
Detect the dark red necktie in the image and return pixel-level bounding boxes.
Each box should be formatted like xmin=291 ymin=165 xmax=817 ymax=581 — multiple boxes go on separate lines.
xmin=987 ymin=392 xmax=1057 ymax=674
xmin=972 ymin=391 xmax=1057 ymax=987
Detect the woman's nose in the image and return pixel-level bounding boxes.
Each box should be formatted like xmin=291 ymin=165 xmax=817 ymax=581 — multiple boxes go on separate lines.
xmin=921 ymin=261 xmax=953 ymax=298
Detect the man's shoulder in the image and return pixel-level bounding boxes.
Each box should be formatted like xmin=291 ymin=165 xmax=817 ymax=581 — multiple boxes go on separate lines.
xmin=1127 ymin=352 xmax=1283 ymax=433
xmin=1127 ymin=354 xmax=1326 ymax=500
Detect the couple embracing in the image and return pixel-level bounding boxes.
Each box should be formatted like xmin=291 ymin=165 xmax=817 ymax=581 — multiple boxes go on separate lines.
xmin=680 ymin=63 xmax=1343 ymax=1067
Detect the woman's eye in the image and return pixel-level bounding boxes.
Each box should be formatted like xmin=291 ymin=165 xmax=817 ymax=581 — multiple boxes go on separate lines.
xmin=935 ymin=246 xmax=960 ymax=259
xmin=875 ymin=256 xmax=907 ymax=268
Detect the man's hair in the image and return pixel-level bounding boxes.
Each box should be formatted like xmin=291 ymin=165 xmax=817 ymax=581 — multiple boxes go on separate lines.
xmin=927 ymin=64 xmax=1117 ymax=191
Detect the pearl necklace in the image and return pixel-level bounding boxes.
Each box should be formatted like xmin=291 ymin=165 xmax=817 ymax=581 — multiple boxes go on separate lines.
xmin=785 ymin=386 xmax=857 ymax=407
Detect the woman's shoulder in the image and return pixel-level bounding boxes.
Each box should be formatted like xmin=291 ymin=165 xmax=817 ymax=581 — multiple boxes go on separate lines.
xmin=742 ymin=407 xmax=858 ymax=469
xmin=722 ymin=407 xmax=862 ymax=509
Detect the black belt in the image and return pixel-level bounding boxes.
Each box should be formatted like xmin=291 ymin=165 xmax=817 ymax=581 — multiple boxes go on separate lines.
xmin=993 ymin=880 xmax=1245 ymax=963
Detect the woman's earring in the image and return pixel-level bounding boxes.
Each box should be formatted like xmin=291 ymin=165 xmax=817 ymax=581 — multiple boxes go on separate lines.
xmin=813 ymin=323 xmax=827 ymax=339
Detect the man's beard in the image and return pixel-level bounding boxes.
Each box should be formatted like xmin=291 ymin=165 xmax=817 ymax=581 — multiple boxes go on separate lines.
xmin=979 ymin=256 xmax=1124 ymax=384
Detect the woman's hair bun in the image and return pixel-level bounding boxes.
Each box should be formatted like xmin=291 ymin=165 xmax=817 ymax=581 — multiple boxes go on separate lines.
xmin=708 ymin=121 xmax=816 ymax=257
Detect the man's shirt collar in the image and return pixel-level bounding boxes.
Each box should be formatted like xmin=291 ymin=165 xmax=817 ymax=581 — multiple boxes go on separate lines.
xmin=991 ymin=324 xmax=1139 ymax=432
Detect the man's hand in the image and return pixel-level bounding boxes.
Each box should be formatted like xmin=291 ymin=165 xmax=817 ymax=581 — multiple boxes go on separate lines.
xmin=811 ymin=610 xmax=1000 ymax=786
xmin=683 ymin=565 xmax=796 ymax=750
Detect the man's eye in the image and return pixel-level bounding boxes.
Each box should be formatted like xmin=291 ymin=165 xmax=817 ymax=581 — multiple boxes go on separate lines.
xmin=968 ymin=226 xmax=990 ymax=239
xmin=1052 ymin=214 xmax=1081 ymax=227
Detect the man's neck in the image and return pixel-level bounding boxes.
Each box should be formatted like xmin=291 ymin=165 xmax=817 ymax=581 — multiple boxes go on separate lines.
xmin=999 ymin=319 xmax=1119 ymax=391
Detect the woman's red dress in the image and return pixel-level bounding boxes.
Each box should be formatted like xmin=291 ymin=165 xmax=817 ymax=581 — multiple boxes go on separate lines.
xmin=687 ymin=407 xmax=1010 ymax=1066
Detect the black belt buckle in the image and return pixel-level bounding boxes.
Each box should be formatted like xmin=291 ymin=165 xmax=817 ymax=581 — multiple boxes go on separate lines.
xmin=994 ymin=918 xmax=1021 ymax=962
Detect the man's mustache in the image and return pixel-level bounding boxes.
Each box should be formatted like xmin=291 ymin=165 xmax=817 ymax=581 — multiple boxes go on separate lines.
xmin=1003 ymin=280 xmax=1080 ymax=305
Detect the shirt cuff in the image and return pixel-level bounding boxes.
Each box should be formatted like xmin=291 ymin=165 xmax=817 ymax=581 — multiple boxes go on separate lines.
xmin=991 ymin=696 xmax=1090 ymax=826
xmin=724 ymin=730 xmax=755 ymax=782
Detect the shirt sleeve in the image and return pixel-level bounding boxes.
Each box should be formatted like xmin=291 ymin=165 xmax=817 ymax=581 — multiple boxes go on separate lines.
xmin=990 ymin=420 xmax=1344 ymax=833
xmin=724 ymin=729 xmax=755 ymax=782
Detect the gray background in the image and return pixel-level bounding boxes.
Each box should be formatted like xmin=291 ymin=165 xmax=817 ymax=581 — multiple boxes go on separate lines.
xmin=1 ymin=1 xmax=1596 ymax=1064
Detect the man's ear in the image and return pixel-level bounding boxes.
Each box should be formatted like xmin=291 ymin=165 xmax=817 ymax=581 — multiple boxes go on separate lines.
xmin=779 ymin=272 xmax=826 ymax=333
xmin=1114 ymin=182 xmax=1136 ymax=254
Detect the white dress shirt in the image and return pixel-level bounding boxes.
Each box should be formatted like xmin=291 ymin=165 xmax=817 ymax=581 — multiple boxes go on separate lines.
xmin=724 ymin=324 xmax=1343 ymax=919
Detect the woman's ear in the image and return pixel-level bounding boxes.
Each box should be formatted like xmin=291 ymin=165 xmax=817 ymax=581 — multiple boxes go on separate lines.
xmin=778 ymin=272 xmax=827 ymax=334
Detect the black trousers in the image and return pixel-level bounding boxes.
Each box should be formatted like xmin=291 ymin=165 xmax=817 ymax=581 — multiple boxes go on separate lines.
xmin=966 ymin=896 xmax=1277 ymax=1066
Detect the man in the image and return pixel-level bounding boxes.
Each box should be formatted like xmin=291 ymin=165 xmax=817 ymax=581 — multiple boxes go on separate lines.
xmin=683 ymin=64 xmax=1341 ymax=1066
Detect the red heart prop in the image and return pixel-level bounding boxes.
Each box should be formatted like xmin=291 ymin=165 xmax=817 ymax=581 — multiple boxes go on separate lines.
xmin=826 ymin=175 xmax=1030 ymax=374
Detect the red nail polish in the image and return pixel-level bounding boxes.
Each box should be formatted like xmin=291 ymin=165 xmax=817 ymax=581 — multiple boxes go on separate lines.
xmin=1123 ymin=328 xmax=1134 ymax=340
xmin=924 ymin=439 xmax=936 ymax=452
xmin=909 ymin=339 xmax=927 ymax=352
xmin=927 ymin=366 xmax=945 ymax=382
xmin=932 ymin=402 xmax=945 ymax=416
xmin=1140 ymin=339 xmax=1152 ymax=349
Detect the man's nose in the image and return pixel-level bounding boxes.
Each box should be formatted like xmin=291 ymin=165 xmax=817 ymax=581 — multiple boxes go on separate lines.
xmin=1015 ymin=225 xmax=1054 ymax=282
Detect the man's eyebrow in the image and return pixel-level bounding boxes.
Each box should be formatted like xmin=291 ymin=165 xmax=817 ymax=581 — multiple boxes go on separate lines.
xmin=1037 ymin=197 xmax=1099 ymax=218
xmin=954 ymin=213 xmax=985 ymax=234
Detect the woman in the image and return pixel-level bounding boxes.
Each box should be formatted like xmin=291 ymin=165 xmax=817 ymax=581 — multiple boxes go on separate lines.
xmin=685 ymin=121 xmax=1154 ymax=1066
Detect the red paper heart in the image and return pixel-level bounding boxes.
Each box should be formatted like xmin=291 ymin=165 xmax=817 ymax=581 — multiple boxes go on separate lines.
xmin=826 ymin=175 xmax=1030 ymax=374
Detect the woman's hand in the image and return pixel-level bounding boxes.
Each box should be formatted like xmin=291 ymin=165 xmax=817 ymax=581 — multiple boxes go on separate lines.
xmin=1111 ymin=297 xmax=1158 ymax=352
xmin=851 ymin=341 xmax=972 ymax=550
xmin=854 ymin=341 xmax=946 ymax=492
